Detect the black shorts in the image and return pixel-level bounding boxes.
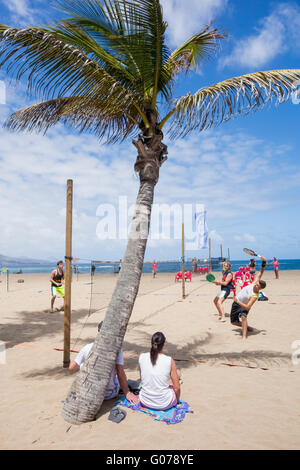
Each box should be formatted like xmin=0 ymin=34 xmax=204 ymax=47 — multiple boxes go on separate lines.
xmin=230 ymin=302 xmax=248 ymax=323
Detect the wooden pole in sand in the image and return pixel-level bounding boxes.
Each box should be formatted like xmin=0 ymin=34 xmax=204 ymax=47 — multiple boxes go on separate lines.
xmin=63 ymin=179 xmax=73 ymax=368
xmin=209 ymin=238 xmax=212 ymax=273
xmin=182 ymin=223 xmax=186 ymax=299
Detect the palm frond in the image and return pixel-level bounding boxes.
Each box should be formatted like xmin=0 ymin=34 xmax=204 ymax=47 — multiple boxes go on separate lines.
xmin=47 ymin=22 xmax=137 ymax=88
xmin=4 ymin=96 xmax=139 ymax=143
xmin=166 ymin=69 xmax=300 ymax=138
xmin=53 ymin=0 xmax=173 ymax=102
xmin=0 ymin=24 xmax=142 ymax=111
xmin=164 ymin=26 xmax=225 ymax=77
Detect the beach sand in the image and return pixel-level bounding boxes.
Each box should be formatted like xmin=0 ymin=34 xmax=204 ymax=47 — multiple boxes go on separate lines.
xmin=0 ymin=270 xmax=300 ymax=450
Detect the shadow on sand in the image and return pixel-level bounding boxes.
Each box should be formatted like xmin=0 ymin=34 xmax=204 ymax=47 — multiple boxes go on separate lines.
xmin=19 ymin=331 xmax=291 ymax=381
xmin=0 ymin=308 xmax=101 ymax=350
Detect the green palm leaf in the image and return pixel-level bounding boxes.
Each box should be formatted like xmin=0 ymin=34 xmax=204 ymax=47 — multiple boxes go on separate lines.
xmin=53 ymin=0 xmax=172 ymax=103
xmin=164 ymin=26 xmax=226 ymax=77
xmin=0 ymin=24 xmax=143 ymax=109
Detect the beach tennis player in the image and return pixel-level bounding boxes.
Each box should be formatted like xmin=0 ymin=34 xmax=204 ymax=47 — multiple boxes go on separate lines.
xmin=50 ymin=261 xmax=65 ymax=313
xmin=230 ymin=255 xmax=267 ymax=339
xmin=152 ymin=260 xmax=157 ymax=278
xmin=213 ymin=261 xmax=235 ymax=322
xmin=248 ymin=258 xmax=256 ymax=277
xmin=269 ymin=257 xmax=279 ymax=279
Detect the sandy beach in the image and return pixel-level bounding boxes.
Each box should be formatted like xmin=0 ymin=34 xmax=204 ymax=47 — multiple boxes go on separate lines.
xmin=0 ymin=270 xmax=300 ymax=450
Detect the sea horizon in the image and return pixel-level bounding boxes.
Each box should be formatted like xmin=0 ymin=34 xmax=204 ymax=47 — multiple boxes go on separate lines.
xmin=1 ymin=258 xmax=300 ymax=274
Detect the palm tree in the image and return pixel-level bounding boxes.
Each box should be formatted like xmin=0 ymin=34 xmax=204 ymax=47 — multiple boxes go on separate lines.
xmin=1 ymin=0 xmax=300 ymax=424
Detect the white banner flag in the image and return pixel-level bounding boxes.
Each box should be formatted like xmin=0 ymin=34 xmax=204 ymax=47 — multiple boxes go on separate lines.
xmin=195 ymin=209 xmax=208 ymax=249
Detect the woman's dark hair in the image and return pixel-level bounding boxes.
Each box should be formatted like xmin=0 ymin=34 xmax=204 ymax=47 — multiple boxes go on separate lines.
xmin=150 ymin=332 xmax=166 ymax=366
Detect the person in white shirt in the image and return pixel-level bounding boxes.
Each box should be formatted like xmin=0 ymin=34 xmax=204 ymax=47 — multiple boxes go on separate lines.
xmin=230 ymin=256 xmax=267 ymax=339
xmin=69 ymin=322 xmax=138 ymax=404
xmin=138 ymin=332 xmax=181 ymax=410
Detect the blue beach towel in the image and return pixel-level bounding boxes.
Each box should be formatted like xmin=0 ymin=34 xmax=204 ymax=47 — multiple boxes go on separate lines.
xmin=115 ymin=397 xmax=193 ymax=425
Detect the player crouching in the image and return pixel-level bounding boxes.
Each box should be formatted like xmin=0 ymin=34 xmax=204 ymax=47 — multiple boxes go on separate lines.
xmin=230 ymin=256 xmax=267 ymax=339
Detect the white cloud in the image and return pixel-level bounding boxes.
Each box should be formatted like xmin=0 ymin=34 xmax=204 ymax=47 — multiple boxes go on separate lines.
xmin=0 ymin=122 xmax=140 ymax=259
xmin=234 ymin=234 xmax=256 ymax=243
xmin=221 ymin=2 xmax=300 ymax=69
xmin=208 ymin=230 xmax=223 ymax=243
xmin=1 ymin=0 xmax=50 ymax=26
xmin=160 ymin=0 xmax=227 ymax=47
xmin=2 ymin=0 xmax=34 ymax=23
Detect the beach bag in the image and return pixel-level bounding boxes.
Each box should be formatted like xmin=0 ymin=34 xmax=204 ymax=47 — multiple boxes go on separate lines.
xmin=258 ymin=291 xmax=268 ymax=301
xmin=127 ymin=379 xmax=141 ymax=395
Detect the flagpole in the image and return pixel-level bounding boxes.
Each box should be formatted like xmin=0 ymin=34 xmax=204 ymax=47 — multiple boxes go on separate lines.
xmin=209 ymin=238 xmax=212 ymax=273
xmin=182 ymin=223 xmax=185 ymax=299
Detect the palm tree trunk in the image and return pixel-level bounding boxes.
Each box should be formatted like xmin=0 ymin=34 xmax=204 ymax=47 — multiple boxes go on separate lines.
xmin=62 ymin=131 xmax=167 ymax=424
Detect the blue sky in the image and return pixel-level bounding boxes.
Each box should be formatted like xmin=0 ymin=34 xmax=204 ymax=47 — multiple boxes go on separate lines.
xmin=0 ymin=0 xmax=300 ymax=262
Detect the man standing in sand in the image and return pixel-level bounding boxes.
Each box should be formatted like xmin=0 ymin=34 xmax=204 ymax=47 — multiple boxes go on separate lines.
xmin=50 ymin=261 xmax=65 ymax=313
xmin=230 ymin=256 xmax=267 ymax=339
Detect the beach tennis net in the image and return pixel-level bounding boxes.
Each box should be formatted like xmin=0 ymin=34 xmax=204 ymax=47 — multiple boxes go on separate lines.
xmin=89 ymin=260 xmax=121 ymax=315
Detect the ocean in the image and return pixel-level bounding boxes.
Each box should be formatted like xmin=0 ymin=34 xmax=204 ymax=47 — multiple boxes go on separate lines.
xmin=1 ymin=259 xmax=300 ymax=274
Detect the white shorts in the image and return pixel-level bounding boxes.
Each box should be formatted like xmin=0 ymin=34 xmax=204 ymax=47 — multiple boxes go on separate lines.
xmin=217 ymin=290 xmax=229 ymax=300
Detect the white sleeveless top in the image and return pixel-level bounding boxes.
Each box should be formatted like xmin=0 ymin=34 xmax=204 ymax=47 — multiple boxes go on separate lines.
xmin=139 ymin=352 xmax=173 ymax=410
xmin=236 ymin=284 xmax=259 ymax=304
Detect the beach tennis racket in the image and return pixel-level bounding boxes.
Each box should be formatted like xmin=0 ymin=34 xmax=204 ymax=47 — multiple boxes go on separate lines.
xmin=243 ymin=248 xmax=261 ymax=258
xmin=206 ymin=273 xmax=216 ymax=282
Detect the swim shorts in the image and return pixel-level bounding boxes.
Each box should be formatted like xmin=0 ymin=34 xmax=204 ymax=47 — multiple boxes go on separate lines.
xmin=230 ymin=301 xmax=248 ymax=323
xmin=217 ymin=288 xmax=230 ymax=300
xmin=51 ymin=285 xmax=65 ymax=297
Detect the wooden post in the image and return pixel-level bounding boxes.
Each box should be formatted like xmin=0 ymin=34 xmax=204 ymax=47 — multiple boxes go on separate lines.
xmin=63 ymin=179 xmax=73 ymax=368
xmin=220 ymin=244 xmax=223 ymax=259
xmin=209 ymin=238 xmax=212 ymax=273
xmin=7 ymin=269 xmax=9 ymax=292
xmin=182 ymin=223 xmax=185 ymax=299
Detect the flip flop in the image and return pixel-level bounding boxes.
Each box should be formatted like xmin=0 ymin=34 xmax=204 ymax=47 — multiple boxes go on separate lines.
xmin=108 ymin=407 xmax=126 ymax=423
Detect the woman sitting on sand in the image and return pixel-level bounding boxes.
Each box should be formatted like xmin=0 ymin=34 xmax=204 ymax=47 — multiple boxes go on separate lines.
xmin=138 ymin=332 xmax=181 ymax=410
